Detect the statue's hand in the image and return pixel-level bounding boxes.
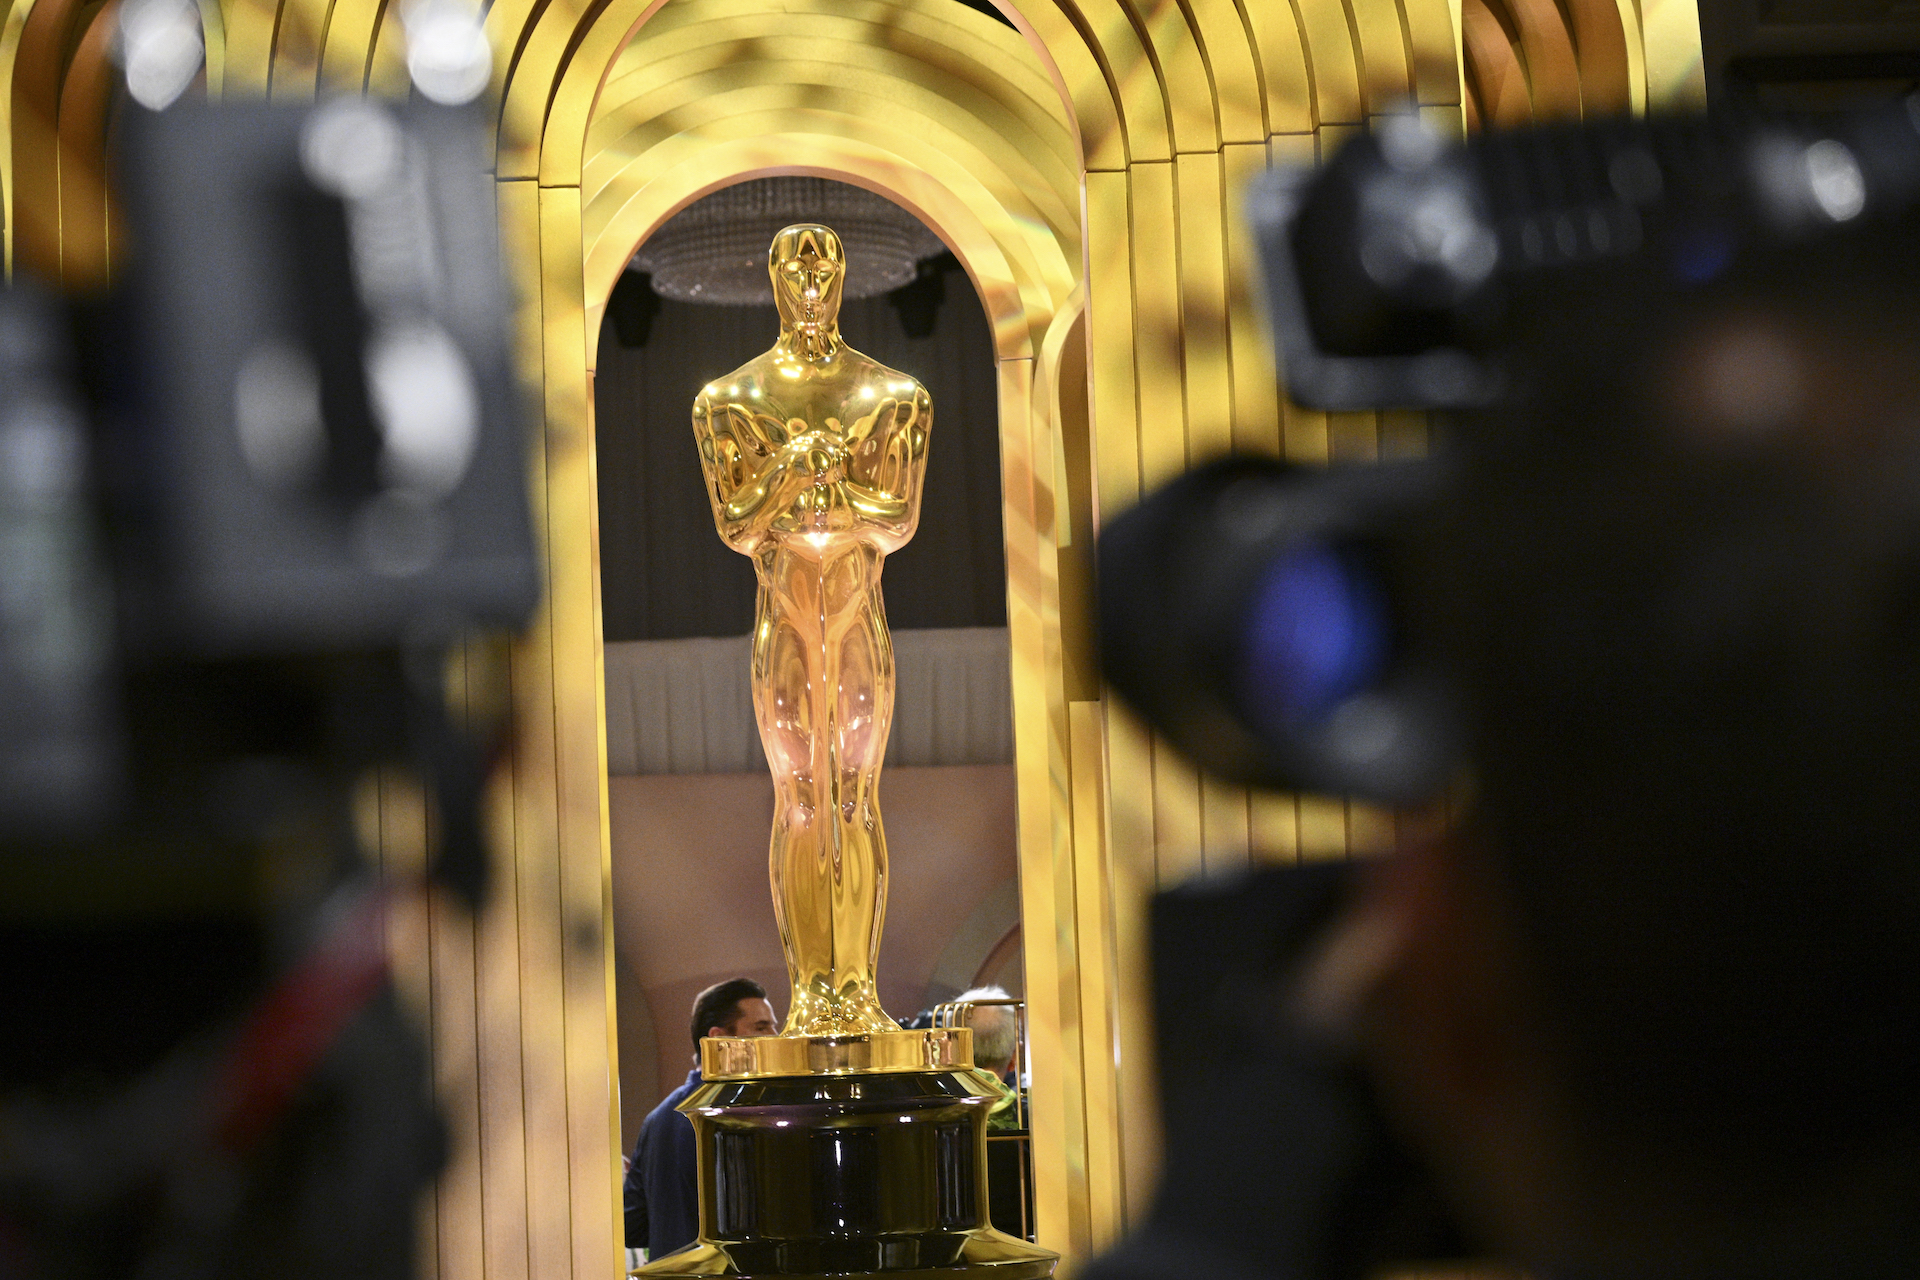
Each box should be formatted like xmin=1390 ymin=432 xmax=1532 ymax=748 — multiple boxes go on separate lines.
xmin=784 ymin=427 xmax=850 ymax=486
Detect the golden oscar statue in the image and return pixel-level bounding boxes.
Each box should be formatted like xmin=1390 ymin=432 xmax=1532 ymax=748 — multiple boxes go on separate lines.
xmin=694 ymin=221 xmax=926 ymax=1038
xmin=634 ymin=224 xmax=1055 ymax=1280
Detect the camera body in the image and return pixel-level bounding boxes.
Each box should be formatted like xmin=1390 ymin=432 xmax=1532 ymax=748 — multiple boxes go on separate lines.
xmin=0 ymin=96 xmax=537 ymax=1279
xmin=1101 ymin=100 xmax=1920 ymax=807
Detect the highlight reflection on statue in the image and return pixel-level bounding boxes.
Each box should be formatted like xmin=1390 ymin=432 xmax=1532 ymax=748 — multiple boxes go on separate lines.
xmin=692 ymin=224 xmax=931 ymax=1038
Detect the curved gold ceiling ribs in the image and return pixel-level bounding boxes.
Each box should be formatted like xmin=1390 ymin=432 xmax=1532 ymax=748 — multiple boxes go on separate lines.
xmin=1182 ymin=0 xmax=1267 ymax=140
xmin=580 ymin=117 xmax=1068 ymax=358
xmin=7 ymin=0 xmax=116 ymax=283
xmin=56 ymin=0 xmax=114 ymax=286
xmin=582 ymin=86 xmax=1077 ymax=264
xmin=538 ymin=0 xmax=675 ymax=184
xmin=1011 ymin=0 xmax=1124 ymax=167
xmin=1341 ymin=0 xmax=1416 ymax=116
xmin=584 ymin=18 xmax=1075 ymax=186
xmin=496 ymin=0 xmax=618 ymax=177
xmin=1402 ymin=0 xmax=1462 ymax=116
xmin=1463 ymin=0 xmax=1534 ymax=126
xmin=1055 ymin=0 xmax=1171 ymax=162
xmin=1564 ymin=0 xmax=1631 ymax=113
xmin=1130 ymin=0 xmax=1219 ymax=151
xmin=1505 ymin=0 xmax=1579 ymax=117
xmin=1235 ymin=0 xmax=1317 ymax=134
xmin=574 ymin=0 xmax=1082 ymax=353
xmin=582 ymin=32 xmax=1080 ymax=218
xmin=1284 ymin=0 xmax=1366 ymax=127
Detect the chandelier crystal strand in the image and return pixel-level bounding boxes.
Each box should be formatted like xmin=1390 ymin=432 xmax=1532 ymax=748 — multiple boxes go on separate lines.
xmin=632 ymin=178 xmax=946 ymax=305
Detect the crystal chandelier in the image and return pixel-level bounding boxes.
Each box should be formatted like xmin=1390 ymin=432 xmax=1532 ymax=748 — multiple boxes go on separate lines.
xmin=630 ymin=177 xmax=946 ymax=305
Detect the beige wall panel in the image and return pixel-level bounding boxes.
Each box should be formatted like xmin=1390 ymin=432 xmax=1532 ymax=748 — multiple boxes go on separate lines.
xmin=608 ymin=767 xmax=1021 ymax=1109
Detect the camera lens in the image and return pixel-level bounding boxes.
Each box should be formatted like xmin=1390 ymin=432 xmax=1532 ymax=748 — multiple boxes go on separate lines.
xmin=1234 ymin=540 xmax=1391 ymax=740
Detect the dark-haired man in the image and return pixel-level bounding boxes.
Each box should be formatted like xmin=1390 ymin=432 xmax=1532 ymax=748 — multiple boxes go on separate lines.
xmin=623 ymin=978 xmax=777 ymax=1261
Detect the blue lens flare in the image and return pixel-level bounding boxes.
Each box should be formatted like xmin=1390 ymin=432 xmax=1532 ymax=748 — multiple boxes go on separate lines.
xmin=1236 ymin=541 xmax=1391 ymax=732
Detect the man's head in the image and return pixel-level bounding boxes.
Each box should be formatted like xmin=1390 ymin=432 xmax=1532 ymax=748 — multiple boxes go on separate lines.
xmin=689 ymin=978 xmax=777 ymax=1055
xmin=769 ymin=224 xmax=845 ymax=337
xmin=955 ymin=986 xmax=1018 ymax=1077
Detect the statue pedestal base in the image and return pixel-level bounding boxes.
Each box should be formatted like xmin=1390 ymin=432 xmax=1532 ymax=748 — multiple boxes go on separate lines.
xmin=633 ymin=1064 xmax=1057 ymax=1280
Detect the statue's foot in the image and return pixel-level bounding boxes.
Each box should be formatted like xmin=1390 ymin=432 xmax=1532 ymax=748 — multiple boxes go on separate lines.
xmin=784 ymin=988 xmax=900 ymax=1038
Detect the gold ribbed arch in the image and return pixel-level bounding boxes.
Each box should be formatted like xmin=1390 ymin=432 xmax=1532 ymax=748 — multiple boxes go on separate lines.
xmin=1 ymin=0 xmax=1703 ymax=1272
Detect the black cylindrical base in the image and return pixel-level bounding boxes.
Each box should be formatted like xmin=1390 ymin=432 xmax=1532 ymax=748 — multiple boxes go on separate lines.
xmin=635 ymin=1070 xmax=1056 ymax=1278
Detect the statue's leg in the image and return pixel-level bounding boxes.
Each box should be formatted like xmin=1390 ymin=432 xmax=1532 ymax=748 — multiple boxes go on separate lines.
xmin=750 ymin=581 xmax=833 ymax=1035
xmin=820 ymin=583 xmax=897 ymax=1032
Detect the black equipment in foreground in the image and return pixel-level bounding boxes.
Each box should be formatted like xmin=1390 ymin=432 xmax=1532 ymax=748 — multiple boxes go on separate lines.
xmin=1093 ymin=98 xmax=1920 ymax=1280
xmin=1099 ymin=98 xmax=1920 ymax=809
xmin=0 ymin=96 xmax=536 ymax=1279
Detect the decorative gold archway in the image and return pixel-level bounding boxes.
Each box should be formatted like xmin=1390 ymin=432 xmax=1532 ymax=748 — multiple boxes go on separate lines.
xmin=1 ymin=0 xmax=1705 ymax=1273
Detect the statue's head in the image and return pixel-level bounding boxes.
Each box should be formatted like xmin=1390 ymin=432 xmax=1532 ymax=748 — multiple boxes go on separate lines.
xmin=769 ymin=224 xmax=846 ymax=337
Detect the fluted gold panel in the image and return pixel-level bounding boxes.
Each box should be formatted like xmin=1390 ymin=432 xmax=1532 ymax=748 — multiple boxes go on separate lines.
xmin=0 ymin=0 xmax=1705 ymax=1272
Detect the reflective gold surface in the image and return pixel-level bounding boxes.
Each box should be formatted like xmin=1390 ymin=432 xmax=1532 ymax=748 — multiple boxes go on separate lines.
xmin=701 ymin=1027 xmax=974 ymax=1079
xmin=693 ymin=224 xmax=930 ymax=1039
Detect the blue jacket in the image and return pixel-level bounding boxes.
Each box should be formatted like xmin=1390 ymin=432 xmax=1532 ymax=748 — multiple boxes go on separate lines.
xmin=623 ymin=1068 xmax=703 ymax=1255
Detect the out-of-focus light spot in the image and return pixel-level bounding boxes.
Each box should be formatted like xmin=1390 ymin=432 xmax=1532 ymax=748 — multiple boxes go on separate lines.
xmin=1806 ymin=140 xmax=1866 ymax=222
xmin=120 ymin=0 xmax=203 ymax=110
xmin=403 ymin=0 xmax=492 ymax=105
xmin=300 ymin=99 xmax=403 ymax=200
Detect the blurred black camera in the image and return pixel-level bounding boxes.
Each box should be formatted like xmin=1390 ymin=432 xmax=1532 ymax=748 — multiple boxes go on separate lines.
xmin=1093 ymin=99 xmax=1920 ymax=1280
xmin=0 ymin=96 xmax=536 ymax=1279
xmin=1101 ymin=99 xmax=1920 ymax=808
